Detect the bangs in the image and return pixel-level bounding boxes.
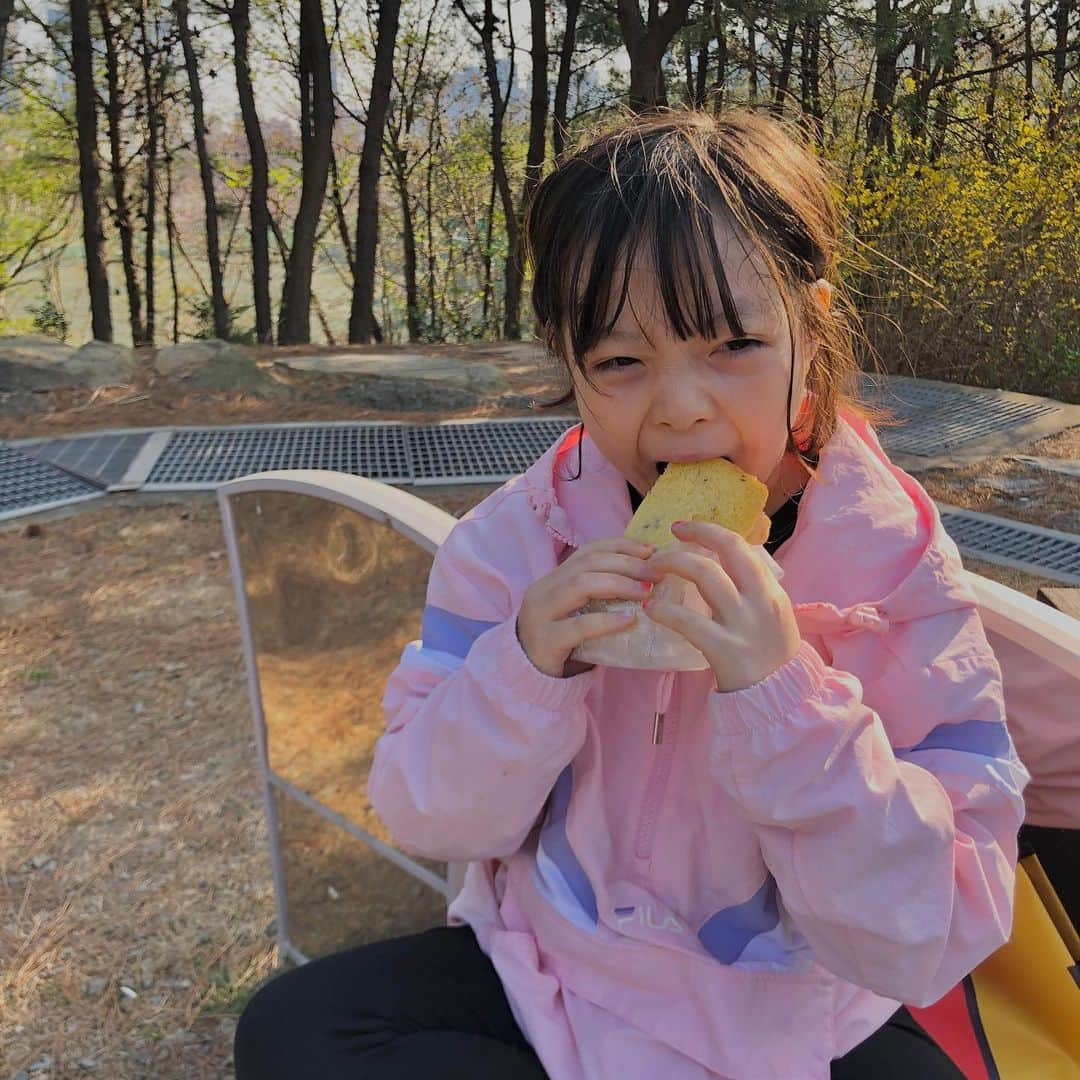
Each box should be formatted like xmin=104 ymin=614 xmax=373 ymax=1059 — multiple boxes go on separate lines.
xmin=573 ymin=188 xmax=751 ymax=363
xmin=530 ymin=156 xmax=773 ymax=387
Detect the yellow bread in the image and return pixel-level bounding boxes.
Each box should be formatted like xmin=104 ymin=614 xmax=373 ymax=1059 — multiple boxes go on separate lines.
xmin=625 ymin=459 xmax=769 ymax=547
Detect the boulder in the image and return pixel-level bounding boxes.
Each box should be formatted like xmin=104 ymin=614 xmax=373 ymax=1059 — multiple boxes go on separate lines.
xmin=68 ymin=341 xmax=139 ymax=387
xmin=279 ymin=351 xmax=511 ymax=410
xmin=334 ymin=377 xmax=482 ymax=411
xmin=0 ymin=335 xmax=75 ymax=369
xmin=154 ymin=339 xmax=230 ymax=378
xmin=0 ymin=359 xmax=79 ymax=392
xmin=154 ymin=339 xmax=287 ymax=398
xmin=186 ymin=348 xmax=289 ymax=398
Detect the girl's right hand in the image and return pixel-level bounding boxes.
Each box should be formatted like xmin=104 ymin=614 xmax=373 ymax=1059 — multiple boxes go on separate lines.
xmin=516 ymin=538 xmax=659 ymax=678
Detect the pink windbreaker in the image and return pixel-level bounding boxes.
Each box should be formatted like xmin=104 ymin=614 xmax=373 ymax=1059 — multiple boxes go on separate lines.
xmin=371 ymin=413 xmax=1030 ymax=1079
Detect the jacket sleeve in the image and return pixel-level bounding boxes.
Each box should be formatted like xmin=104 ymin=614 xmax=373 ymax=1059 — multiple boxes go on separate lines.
xmin=707 ymin=606 xmax=1030 ymax=1008
xmin=368 ymin=499 xmax=594 ymax=863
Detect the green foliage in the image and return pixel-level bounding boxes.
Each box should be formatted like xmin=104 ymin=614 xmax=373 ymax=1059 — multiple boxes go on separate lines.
xmin=29 ymin=296 xmax=70 ymax=342
xmin=0 ymin=93 xmax=76 ymax=300
xmin=187 ymin=296 xmax=258 ymax=346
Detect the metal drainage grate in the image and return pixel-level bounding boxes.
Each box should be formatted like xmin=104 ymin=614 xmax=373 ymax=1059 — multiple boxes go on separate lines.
xmin=939 ymin=505 xmax=1080 ymax=585
xmin=0 ymin=443 xmax=103 ymax=521
xmin=860 ymin=376 xmax=1060 ymax=457
xmin=19 ymin=432 xmax=152 ymax=489
xmin=140 ymin=418 xmax=579 ymax=489
xmin=143 ymin=425 xmax=414 ymax=489
xmin=408 ymin=418 xmax=578 ymax=484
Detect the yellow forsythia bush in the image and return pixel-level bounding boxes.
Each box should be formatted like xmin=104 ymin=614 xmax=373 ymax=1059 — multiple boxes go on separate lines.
xmin=840 ymin=110 xmax=1079 ymax=403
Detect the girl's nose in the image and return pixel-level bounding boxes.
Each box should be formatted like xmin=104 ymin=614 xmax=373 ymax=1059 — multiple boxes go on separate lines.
xmin=652 ymin=379 xmax=719 ymax=431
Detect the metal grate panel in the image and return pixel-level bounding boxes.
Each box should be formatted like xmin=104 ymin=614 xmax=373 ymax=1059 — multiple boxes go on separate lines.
xmin=408 ymin=418 xmax=578 ymax=484
xmin=939 ymin=506 xmax=1080 ymax=584
xmin=143 ymin=425 xmax=414 ymax=489
xmin=860 ymin=376 xmax=1061 ymax=457
xmin=0 ymin=443 xmax=103 ymax=520
xmin=20 ymin=432 xmax=151 ymax=488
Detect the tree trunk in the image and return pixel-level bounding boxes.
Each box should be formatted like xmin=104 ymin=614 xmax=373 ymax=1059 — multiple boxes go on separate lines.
xmin=712 ymin=4 xmax=727 ymax=109
xmin=425 ymin=103 xmax=440 ymax=339
xmin=867 ymin=0 xmax=900 ymax=153
xmin=165 ymin=125 xmax=180 ymax=343
xmin=278 ymin=0 xmax=333 ymax=345
xmin=746 ymin=8 xmax=758 ymax=102
xmin=97 ymin=1 xmax=144 ymax=345
xmin=481 ymin=166 xmax=496 ymax=331
xmin=1047 ymin=0 xmax=1073 ymax=136
xmin=982 ymin=32 xmax=1001 ymax=164
xmin=390 ymin=147 xmax=421 ymax=341
xmin=176 ymin=0 xmax=228 ymax=340
xmin=552 ymin=0 xmax=581 ymax=157
xmin=695 ymin=0 xmax=712 ymax=106
xmin=348 ymin=0 xmax=402 ymax=343
xmin=510 ymin=0 xmax=548 ymax=337
xmin=138 ymin=0 xmax=159 ymax=344
xmin=228 ymin=0 xmax=272 ymax=343
xmin=616 ymin=0 xmax=692 ymax=112
xmin=0 ymin=0 xmax=15 ymax=84
xmin=454 ymin=0 xmax=519 ymax=337
xmin=70 ymin=0 xmax=112 ymax=341
xmin=1022 ymin=0 xmax=1034 ymax=120
xmin=773 ymin=17 xmax=796 ymax=113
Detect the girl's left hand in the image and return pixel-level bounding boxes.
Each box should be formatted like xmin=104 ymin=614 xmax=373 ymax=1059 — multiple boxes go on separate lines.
xmin=643 ymin=520 xmax=801 ymax=693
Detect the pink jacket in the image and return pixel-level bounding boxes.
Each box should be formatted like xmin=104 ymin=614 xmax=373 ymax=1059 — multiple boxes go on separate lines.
xmin=371 ymin=414 xmax=1030 ymax=1079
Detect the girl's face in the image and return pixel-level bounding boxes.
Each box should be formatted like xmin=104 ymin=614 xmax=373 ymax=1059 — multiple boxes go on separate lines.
xmin=569 ymin=216 xmax=818 ymax=516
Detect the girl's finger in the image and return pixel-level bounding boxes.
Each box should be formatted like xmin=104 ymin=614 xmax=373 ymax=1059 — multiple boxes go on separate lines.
xmin=557 ymin=571 xmax=653 ymax=614
xmin=647 ymin=549 xmax=739 ymax=617
xmin=670 ymin=521 xmax=770 ymax=595
xmin=640 ymin=595 xmax=728 ymax=653
xmin=577 ymin=538 xmax=656 ymax=560
xmin=575 ymin=553 xmax=662 ymax=582
xmin=566 ymin=609 xmax=640 ymax=643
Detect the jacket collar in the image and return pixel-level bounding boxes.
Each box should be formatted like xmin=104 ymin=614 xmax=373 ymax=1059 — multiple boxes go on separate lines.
xmin=521 ymin=413 xmax=977 ymax=622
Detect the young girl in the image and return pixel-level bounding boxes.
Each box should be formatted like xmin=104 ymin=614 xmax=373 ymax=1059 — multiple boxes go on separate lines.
xmin=235 ymin=108 xmax=1029 ymax=1079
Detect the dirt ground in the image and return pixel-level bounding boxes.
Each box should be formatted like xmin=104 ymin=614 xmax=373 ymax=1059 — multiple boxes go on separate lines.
xmin=1 ymin=346 xmax=1078 ymax=1077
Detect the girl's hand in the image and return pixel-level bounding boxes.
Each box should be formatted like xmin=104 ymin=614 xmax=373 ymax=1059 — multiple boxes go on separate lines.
xmin=643 ymin=521 xmax=801 ymax=693
xmin=517 ymin=538 xmax=659 ymax=678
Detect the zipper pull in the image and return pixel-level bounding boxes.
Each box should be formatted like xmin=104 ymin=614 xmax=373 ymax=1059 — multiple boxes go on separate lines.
xmin=651 ymin=670 xmax=675 ymax=746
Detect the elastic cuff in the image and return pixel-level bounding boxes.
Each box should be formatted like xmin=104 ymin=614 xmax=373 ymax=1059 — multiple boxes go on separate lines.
xmin=488 ymin=614 xmax=597 ymax=710
xmin=711 ymin=640 xmax=828 ymax=733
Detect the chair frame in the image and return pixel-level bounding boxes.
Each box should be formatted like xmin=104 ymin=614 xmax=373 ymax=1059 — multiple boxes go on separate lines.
xmin=219 ymin=469 xmax=1080 ymax=967
xmin=218 ymin=470 xmax=466 ymax=966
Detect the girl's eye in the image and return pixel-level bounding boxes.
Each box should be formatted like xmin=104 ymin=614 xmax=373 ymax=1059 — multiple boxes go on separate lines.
xmin=723 ymin=338 xmax=761 ymax=352
xmin=594 ymin=356 xmax=639 ymax=372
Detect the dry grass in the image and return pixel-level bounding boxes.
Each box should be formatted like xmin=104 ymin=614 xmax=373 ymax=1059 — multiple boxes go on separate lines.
xmin=0 ymin=485 xmax=494 ymax=1079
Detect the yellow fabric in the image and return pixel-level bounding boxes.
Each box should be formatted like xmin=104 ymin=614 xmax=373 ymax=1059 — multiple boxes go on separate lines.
xmin=970 ymin=857 xmax=1080 ymax=1076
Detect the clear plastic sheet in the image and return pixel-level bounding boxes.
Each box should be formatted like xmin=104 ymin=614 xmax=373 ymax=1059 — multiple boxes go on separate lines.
xmin=570 ymin=540 xmax=785 ymax=671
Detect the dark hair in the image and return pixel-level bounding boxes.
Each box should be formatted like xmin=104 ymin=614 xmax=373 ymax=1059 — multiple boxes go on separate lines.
xmin=524 ymin=106 xmax=883 ymax=480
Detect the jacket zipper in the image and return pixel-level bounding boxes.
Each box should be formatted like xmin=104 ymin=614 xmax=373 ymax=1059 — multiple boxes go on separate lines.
xmin=635 ymin=670 xmax=677 ymax=860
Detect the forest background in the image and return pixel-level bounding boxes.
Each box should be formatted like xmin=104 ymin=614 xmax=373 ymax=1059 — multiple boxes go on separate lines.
xmin=0 ymin=0 xmax=1077 ymax=401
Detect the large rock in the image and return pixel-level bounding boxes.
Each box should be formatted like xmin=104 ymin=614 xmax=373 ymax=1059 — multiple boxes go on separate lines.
xmin=68 ymin=341 xmax=139 ymax=386
xmin=334 ymin=377 xmax=482 ymax=411
xmin=0 ymin=359 xmax=79 ymax=391
xmin=0 ymin=334 xmax=75 ymax=368
xmin=155 ymin=339 xmax=287 ymax=398
xmin=154 ymin=339 xmax=225 ymax=378
xmin=279 ymin=351 xmax=510 ymax=410
xmin=0 ymin=335 xmax=135 ymax=389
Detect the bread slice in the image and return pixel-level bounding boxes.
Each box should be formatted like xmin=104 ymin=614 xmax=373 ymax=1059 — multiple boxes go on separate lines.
xmin=625 ymin=459 xmax=770 ymax=548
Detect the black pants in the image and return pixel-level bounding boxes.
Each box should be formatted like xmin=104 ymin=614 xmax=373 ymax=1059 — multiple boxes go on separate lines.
xmin=235 ymin=925 xmax=965 ymax=1078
